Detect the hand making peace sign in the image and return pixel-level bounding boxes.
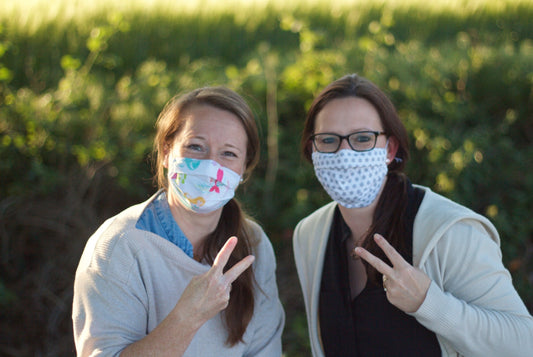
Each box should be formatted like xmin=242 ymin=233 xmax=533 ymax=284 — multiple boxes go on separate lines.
xmin=174 ymin=236 xmax=255 ymax=328
xmin=354 ymin=233 xmax=432 ymax=313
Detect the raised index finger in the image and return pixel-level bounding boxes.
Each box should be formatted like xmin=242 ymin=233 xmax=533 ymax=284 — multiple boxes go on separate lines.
xmin=354 ymin=246 xmax=393 ymax=277
xmin=212 ymin=236 xmax=238 ymax=273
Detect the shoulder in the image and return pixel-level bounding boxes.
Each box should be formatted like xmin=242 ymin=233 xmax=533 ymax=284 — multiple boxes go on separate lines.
xmin=293 ymin=201 xmax=336 ymax=252
xmin=416 ymin=185 xmax=475 ymax=215
xmin=292 ymin=202 xmax=337 ymax=292
xmin=413 ymin=185 xmax=500 ymax=265
xmin=294 ymin=202 xmax=336 ymax=239
xmin=416 ymin=185 xmax=498 ymax=238
xmin=76 ymin=197 xmax=160 ymax=283
xmin=297 ymin=201 xmax=337 ymax=225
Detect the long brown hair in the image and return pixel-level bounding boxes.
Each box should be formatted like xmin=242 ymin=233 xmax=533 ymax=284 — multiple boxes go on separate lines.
xmin=153 ymin=86 xmax=260 ymax=346
xmin=301 ymin=74 xmax=411 ymax=284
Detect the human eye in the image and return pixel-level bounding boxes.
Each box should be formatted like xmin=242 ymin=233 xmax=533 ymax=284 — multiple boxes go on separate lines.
xmin=313 ymin=134 xmax=339 ymax=153
xmin=184 ymin=142 xmax=206 ymax=153
xmin=321 ymin=135 xmax=338 ymax=144
xmin=314 ymin=134 xmax=338 ymax=145
xmin=349 ymin=132 xmax=376 ymax=151
xmin=222 ymin=150 xmax=238 ymax=158
xmin=352 ymin=133 xmax=373 ymax=143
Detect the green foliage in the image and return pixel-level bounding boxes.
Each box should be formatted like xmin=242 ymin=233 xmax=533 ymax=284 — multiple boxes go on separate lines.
xmin=1 ymin=1 xmax=532 ymax=355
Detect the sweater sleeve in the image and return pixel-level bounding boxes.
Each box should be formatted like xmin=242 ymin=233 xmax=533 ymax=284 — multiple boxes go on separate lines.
xmin=243 ymin=231 xmax=285 ymax=357
xmin=73 ymin=265 xmax=148 ymax=357
xmin=72 ymin=224 xmax=151 ymax=357
xmin=412 ymin=220 xmax=533 ymax=356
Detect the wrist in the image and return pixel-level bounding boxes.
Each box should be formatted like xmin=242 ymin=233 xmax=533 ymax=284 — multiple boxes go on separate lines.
xmin=171 ymin=303 xmax=205 ymax=333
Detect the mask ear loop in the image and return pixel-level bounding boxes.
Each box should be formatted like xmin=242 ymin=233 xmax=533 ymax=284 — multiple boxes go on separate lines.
xmin=239 ymin=164 xmax=248 ymax=184
xmin=385 ymin=139 xmax=391 ymax=164
xmin=384 ymin=138 xmax=404 ymax=164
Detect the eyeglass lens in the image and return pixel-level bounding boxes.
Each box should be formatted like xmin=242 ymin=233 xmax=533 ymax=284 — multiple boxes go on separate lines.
xmin=313 ymin=132 xmax=378 ymax=152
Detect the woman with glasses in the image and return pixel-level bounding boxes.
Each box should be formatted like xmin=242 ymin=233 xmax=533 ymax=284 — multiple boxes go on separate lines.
xmin=73 ymin=87 xmax=284 ymax=356
xmin=293 ymin=74 xmax=533 ymax=356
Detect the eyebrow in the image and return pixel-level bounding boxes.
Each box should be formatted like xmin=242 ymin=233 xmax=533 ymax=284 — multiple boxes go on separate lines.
xmin=314 ymin=127 xmax=382 ymax=134
xmin=222 ymin=143 xmax=244 ymax=153
xmin=186 ymin=135 xmax=244 ymax=152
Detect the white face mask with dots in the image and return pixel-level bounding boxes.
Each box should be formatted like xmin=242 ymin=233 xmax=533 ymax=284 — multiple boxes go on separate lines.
xmin=312 ymin=148 xmax=388 ymax=208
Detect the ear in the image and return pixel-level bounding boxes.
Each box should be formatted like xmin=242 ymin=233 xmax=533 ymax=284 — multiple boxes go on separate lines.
xmin=386 ymin=136 xmax=399 ymax=165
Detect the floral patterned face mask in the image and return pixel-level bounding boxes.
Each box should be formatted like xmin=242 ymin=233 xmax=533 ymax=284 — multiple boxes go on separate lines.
xmin=312 ymin=148 xmax=388 ymax=208
xmin=168 ymin=157 xmax=241 ymax=214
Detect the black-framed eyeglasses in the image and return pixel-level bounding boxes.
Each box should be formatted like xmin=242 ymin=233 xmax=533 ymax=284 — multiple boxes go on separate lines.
xmin=310 ymin=130 xmax=385 ymax=153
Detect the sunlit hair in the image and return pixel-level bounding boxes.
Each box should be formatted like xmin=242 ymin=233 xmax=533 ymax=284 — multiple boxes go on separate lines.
xmin=301 ymin=74 xmax=412 ymax=284
xmin=152 ymin=86 xmax=260 ymax=346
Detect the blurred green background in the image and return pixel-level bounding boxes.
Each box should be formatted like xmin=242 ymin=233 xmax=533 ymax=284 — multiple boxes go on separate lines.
xmin=1 ymin=0 xmax=532 ymax=355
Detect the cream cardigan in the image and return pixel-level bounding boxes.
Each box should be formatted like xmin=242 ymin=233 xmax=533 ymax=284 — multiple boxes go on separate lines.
xmin=293 ymin=185 xmax=533 ymax=356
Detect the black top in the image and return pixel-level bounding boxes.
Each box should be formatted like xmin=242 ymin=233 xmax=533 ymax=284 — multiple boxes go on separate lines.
xmin=318 ymin=183 xmax=441 ymax=356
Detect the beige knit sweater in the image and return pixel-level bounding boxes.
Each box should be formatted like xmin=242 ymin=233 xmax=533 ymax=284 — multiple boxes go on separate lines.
xmin=73 ymin=194 xmax=285 ymax=357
